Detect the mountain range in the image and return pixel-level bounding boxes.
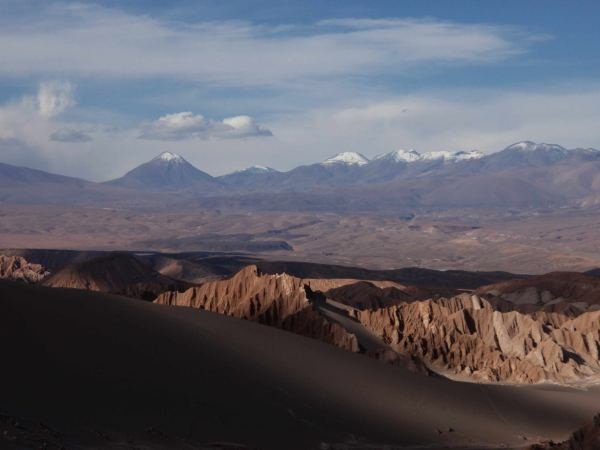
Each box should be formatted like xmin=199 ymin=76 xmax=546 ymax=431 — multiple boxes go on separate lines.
xmin=3 ymin=141 xmax=600 ymax=211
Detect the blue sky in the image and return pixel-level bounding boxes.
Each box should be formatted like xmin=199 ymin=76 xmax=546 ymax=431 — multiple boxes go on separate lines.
xmin=0 ymin=0 xmax=599 ymax=180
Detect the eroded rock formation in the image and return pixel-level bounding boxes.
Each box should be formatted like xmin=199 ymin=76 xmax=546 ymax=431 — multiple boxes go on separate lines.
xmin=155 ymin=265 xmax=360 ymax=352
xmin=154 ymin=266 xmax=600 ymax=384
xmin=0 ymin=255 xmax=48 ymax=283
xmin=354 ymin=293 xmax=600 ymax=383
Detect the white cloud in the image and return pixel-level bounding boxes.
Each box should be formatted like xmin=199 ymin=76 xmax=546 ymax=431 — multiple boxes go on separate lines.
xmin=0 ymin=5 xmax=541 ymax=86
xmin=222 ymin=115 xmax=273 ymax=138
xmin=139 ymin=112 xmax=272 ymax=140
xmin=37 ymin=81 xmax=75 ymax=118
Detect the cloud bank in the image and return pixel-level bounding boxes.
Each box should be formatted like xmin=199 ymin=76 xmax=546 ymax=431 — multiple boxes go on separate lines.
xmin=139 ymin=112 xmax=272 ymax=140
xmin=0 ymin=4 xmax=540 ymax=86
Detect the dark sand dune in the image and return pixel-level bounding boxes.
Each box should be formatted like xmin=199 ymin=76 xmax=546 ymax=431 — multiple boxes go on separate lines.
xmin=1 ymin=281 xmax=599 ymax=449
xmin=529 ymin=414 xmax=600 ymax=450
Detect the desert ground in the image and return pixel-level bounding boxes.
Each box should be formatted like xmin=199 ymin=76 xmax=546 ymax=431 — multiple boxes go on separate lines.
xmin=2 ymin=204 xmax=600 ymax=273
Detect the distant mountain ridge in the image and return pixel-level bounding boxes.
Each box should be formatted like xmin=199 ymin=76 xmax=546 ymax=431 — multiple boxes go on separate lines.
xmin=3 ymin=141 xmax=600 ymax=211
xmin=0 ymin=161 xmax=88 ymax=187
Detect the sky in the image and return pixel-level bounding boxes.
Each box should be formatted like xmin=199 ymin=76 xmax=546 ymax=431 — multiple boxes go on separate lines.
xmin=0 ymin=0 xmax=600 ymax=180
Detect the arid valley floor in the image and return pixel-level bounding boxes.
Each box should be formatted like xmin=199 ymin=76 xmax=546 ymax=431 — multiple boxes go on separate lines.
xmin=3 ymin=203 xmax=600 ymax=274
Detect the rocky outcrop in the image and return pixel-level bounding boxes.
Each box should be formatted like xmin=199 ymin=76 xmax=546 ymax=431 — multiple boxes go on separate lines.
xmin=155 ymin=265 xmax=360 ymax=352
xmin=42 ymin=253 xmax=190 ymax=300
xmin=354 ymin=293 xmax=600 ymax=383
xmin=0 ymin=255 xmax=48 ymax=283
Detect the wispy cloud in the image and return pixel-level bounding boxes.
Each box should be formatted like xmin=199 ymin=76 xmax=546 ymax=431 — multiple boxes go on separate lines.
xmin=50 ymin=128 xmax=92 ymax=143
xmin=0 ymin=4 xmax=542 ymax=86
xmin=269 ymin=84 xmax=600 ymax=165
xmin=36 ymin=81 xmax=75 ymax=118
xmin=139 ymin=112 xmax=272 ymax=140
xmin=0 ymin=81 xmax=96 ymax=171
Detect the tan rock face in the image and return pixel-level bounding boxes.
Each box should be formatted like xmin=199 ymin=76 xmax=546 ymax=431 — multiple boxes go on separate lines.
xmin=155 ymin=265 xmax=360 ymax=352
xmin=0 ymin=255 xmax=48 ymax=283
xmin=354 ymin=293 xmax=600 ymax=384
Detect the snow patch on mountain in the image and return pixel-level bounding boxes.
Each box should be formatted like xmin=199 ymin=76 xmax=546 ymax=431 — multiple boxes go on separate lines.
xmin=451 ymin=150 xmax=484 ymax=161
xmin=155 ymin=151 xmax=184 ymax=162
xmin=374 ymin=149 xmax=483 ymax=163
xmin=374 ymin=149 xmax=421 ymax=163
xmin=505 ymin=142 xmax=567 ymax=153
xmin=421 ymin=150 xmax=483 ymax=161
xmin=234 ymin=165 xmax=277 ymax=174
xmin=421 ymin=151 xmax=455 ymax=161
xmin=322 ymin=152 xmax=370 ymax=166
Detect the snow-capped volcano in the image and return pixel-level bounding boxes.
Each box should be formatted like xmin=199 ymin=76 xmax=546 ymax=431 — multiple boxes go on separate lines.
xmin=504 ymin=141 xmax=600 ymax=156
xmin=482 ymin=141 xmax=600 ymax=170
xmin=107 ymin=151 xmax=215 ymax=190
xmin=322 ymin=152 xmax=370 ymax=166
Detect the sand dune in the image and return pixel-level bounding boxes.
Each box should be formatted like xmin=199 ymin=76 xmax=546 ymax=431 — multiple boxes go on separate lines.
xmin=529 ymin=414 xmax=600 ymax=449
xmin=2 ymin=280 xmax=599 ymax=449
